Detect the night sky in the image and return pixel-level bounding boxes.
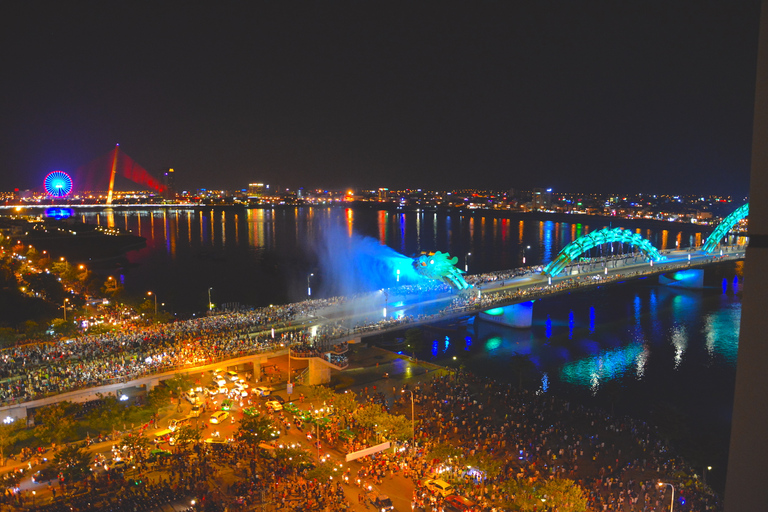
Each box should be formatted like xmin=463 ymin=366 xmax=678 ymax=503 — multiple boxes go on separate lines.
xmin=1 ymin=1 xmax=760 ymax=196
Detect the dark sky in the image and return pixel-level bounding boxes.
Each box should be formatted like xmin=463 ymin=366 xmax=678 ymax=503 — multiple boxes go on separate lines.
xmin=1 ymin=1 xmax=760 ymax=196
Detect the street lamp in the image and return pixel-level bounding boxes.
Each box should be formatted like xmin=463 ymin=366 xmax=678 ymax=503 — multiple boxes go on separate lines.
xmin=658 ymin=482 xmax=675 ymax=512
xmin=465 ymin=252 xmax=471 ymax=272
xmin=62 ymin=298 xmax=69 ymax=321
xmin=307 ymin=273 xmax=314 ymax=299
xmin=208 ymin=287 xmax=213 ymax=311
xmin=401 ymin=389 xmax=415 ymax=440
xmin=521 ymin=245 xmax=531 ymax=265
xmin=147 ymin=291 xmax=157 ymax=315
xmin=704 ymin=465 xmax=712 ymax=486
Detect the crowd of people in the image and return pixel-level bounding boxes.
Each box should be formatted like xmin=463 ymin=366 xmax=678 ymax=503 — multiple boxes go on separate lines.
xmin=374 ymin=371 xmax=723 ymax=511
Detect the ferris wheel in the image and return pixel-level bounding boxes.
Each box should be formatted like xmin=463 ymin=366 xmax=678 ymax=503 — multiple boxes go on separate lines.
xmin=44 ymin=171 xmax=73 ymax=198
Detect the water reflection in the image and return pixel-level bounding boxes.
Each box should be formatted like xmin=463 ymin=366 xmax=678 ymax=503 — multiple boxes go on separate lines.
xmin=78 ymin=206 xmax=710 ymax=314
xmin=560 ymin=344 xmax=646 ymax=392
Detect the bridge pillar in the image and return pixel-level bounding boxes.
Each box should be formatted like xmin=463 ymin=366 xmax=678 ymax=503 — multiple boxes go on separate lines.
xmin=307 ymin=358 xmax=331 ymax=386
xmin=251 ymin=355 xmax=269 ymax=381
xmin=659 ymin=269 xmax=704 ymax=289
xmin=477 ymin=301 xmax=534 ymax=328
xmin=146 ymin=378 xmax=161 ymax=391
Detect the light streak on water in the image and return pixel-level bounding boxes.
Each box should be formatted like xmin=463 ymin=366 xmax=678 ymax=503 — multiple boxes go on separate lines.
xmin=703 ymin=304 xmax=740 ymax=363
xmin=671 ymin=325 xmax=687 ymax=369
xmin=560 ymin=344 xmax=646 ymax=392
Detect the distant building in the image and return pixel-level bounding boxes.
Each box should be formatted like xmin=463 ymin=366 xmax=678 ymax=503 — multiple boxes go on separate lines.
xmin=248 ymin=183 xmax=267 ymax=197
xmin=163 ymin=168 xmax=176 ymax=199
xmin=378 ymin=188 xmax=389 ymax=201
xmin=532 ymin=188 xmax=552 ymax=211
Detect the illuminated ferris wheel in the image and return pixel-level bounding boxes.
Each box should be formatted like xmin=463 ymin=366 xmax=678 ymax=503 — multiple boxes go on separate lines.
xmin=44 ymin=171 xmax=73 ymax=198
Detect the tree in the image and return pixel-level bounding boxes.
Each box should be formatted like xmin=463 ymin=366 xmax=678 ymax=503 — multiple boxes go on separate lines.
xmin=164 ymin=373 xmax=193 ymax=400
xmin=121 ymin=432 xmax=152 ymax=463
xmin=147 ymin=385 xmax=173 ymax=412
xmin=404 ymin=328 xmax=426 ymax=357
xmin=306 ymin=385 xmax=336 ymax=403
xmin=273 ymin=445 xmax=313 ymax=473
xmin=236 ymin=415 xmax=279 ymax=446
xmin=0 ymin=420 xmax=24 ymax=466
xmin=428 ymin=443 xmax=462 ymax=463
xmin=501 ymin=478 xmax=588 ymax=512
xmin=509 ymin=352 xmax=537 ymax=389
xmin=174 ymin=424 xmax=202 ymax=449
xmin=539 ymin=478 xmax=588 ymax=511
xmin=306 ymin=460 xmax=336 ymax=481
xmin=34 ymin=402 xmax=77 ymax=445
xmin=376 ymin=413 xmax=412 ymax=441
xmin=332 ymin=390 xmax=359 ymax=427
xmin=22 ymin=271 xmax=66 ymax=303
xmin=83 ymin=394 xmax=129 ymax=434
xmin=54 ymin=444 xmax=92 ymax=484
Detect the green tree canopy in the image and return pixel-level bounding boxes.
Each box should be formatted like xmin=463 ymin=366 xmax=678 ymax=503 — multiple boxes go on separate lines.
xmin=54 ymin=444 xmax=92 ymax=484
xmin=34 ymin=402 xmax=77 ymax=445
xmin=236 ymin=414 xmax=279 ymax=446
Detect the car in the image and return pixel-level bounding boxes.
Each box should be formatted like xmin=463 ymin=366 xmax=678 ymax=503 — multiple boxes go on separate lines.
xmin=424 ymin=479 xmax=453 ymax=497
xmin=108 ymin=460 xmax=130 ymax=473
xmin=236 ymin=378 xmax=249 ymax=388
xmin=252 ymin=386 xmax=272 ymax=397
xmin=209 ymin=411 xmax=229 ymax=424
xmin=265 ymin=400 xmax=283 ymax=412
xmin=232 ymin=388 xmax=248 ymax=399
xmin=226 ymin=370 xmax=239 ymax=382
xmin=205 ymin=384 xmax=219 ymax=396
xmin=32 ymin=467 xmax=59 ymax=484
xmin=215 ymin=378 xmax=228 ymax=387
xmin=217 ymin=385 xmax=229 ymax=395
xmin=147 ymin=449 xmax=172 ymax=462
xmin=189 ymin=405 xmax=203 ymax=418
xmin=445 ymin=494 xmax=477 ymax=511
xmin=270 ymin=395 xmax=285 ymax=404
xmin=371 ymin=495 xmax=395 ymax=511
xmin=184 ymin=391 xmax=199 ymax=404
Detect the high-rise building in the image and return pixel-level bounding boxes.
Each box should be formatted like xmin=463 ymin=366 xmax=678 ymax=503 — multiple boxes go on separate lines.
xmin=163 ymin=168 xmax=175 ymax=199
xmin=378 ymin=188 xmax=389 ymax=201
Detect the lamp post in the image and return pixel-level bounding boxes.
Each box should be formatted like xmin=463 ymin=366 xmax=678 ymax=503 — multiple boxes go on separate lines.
xmin=63 ymin=298 xmax=69 ymax=321
xmin=465 ymin=252 xmax=471 ymax=272
xmin=307 ymin=273 xmax=314 ymax=299
xmin=147 ymin=291 xmax=157 ymax=315
xmin=658 ymin=482 xmax=675 ymax=512
xmin=208 ymin=287 xmax=213 ymax=311
xmin=704 ymin=465 xmax=712 ymax=486
xmin=402 ymin=389 xmax=415 ymax=440
xmin=521 ymin=245 xmax=531 ymax=265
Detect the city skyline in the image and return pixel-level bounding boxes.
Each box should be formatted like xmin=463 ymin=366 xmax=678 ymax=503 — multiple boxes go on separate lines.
xmin=1 ymin=1 xmax=760 ymax=197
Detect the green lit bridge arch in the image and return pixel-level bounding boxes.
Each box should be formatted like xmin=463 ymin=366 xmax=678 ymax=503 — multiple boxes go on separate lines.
xmin=702 ymin=203 xmax=749 ymax=253
xmin=542 ymin=227 xmax=665 ymax=277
